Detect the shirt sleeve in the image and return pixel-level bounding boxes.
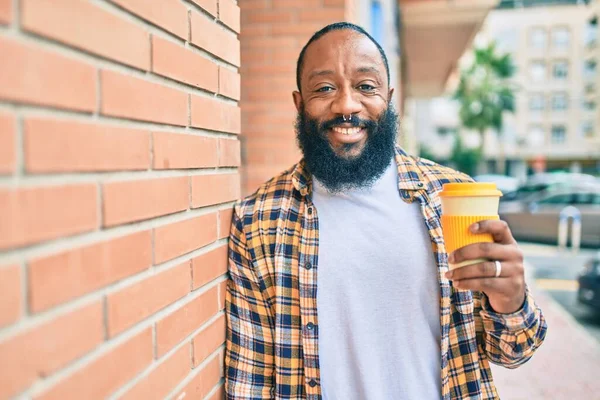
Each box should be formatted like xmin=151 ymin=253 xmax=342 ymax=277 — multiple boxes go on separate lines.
xmin=225 ymin=205 xmax=275 ymax=399
xmin=474 ymin=286 xmax=548 ymax=369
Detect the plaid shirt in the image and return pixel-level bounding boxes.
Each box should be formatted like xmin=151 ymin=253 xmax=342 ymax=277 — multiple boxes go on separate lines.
xmin=225 ymin=146 xmax=547 ymax=399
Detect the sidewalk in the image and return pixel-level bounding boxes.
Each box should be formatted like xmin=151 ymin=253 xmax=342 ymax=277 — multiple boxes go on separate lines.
xmin=491 ymin=264 xmax=600 ymax=399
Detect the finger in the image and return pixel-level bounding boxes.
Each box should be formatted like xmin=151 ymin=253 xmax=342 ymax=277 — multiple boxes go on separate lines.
xmin=471 ymin=219 xmax=516 ymax=245
xmin=453 ymin=277 xmax=509 ymax=292
xmin=449 ymin=242 xmax=521 ymax=265
xmin=446 ymin=261 xmax=511 ymax=281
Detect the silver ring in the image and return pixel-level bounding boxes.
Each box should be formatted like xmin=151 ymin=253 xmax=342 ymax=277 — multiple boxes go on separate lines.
xmin=494 ymin=260 xmax=502 ymax=278
xmin=343 ymin=114 xmax=350 ymax=122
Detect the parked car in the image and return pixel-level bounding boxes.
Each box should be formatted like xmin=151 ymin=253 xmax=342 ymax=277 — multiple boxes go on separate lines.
xmin=578 ymin=251 xmax=600 ymax=311
xmin=499 ymin=183 xmax=600 ymax=247
xmin=501 ymin=172 xmax=598 ymax=202
xmin=473 ymin=174 xmax=520 ymax=194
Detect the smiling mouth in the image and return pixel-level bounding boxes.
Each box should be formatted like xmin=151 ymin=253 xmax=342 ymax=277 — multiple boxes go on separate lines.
xmin=331 ymin=126 xmax=364 ymax=135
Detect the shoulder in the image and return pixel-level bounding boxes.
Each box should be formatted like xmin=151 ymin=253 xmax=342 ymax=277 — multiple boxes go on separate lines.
xmin=233 ymin=163 xmax=298 ymax=223
xmin=413 ymin=156 xmax=474 ymax=194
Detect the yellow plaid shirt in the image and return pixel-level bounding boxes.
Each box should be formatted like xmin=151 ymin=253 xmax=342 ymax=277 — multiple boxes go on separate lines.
xmin=225 ymin=146 xmax=547 ymax=399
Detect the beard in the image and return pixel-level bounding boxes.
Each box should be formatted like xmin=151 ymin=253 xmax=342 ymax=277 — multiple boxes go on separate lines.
xmin=295 ymin=104 xmax=399 ymax=193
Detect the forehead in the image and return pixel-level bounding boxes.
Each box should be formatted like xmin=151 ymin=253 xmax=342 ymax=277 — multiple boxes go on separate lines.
xmin=302 ymin=30 xmax=386 ymax=81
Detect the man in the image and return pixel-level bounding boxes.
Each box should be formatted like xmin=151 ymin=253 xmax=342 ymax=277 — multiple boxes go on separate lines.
xmin=225 ymin=22 xmax=546 ymax=400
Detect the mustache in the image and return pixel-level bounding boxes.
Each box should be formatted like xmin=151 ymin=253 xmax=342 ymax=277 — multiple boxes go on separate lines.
xmin=320 ymin=115 xmax=377 ymax=131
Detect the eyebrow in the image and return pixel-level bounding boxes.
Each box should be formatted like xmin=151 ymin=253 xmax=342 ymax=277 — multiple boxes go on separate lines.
xmin=307 ymin=66 xmax=382 ymax=82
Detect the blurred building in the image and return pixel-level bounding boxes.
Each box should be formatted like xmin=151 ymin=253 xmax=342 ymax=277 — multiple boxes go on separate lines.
xmin=414 ymin=0 xmax=600 ymax=179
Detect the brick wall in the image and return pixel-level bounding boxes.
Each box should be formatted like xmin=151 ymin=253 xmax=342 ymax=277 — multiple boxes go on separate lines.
xmin=0 ymin=1 xmax=240 ymax=398
xmin=239 ymin=0 xmax=358 ymax=195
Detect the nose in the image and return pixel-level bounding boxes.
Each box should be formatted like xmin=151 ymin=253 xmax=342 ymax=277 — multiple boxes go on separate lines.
xmin=330 ymin=86 xmax=362 ymax=117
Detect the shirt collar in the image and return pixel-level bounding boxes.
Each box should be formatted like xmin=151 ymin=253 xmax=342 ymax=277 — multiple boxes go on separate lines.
xmin=292 ymin=144 xmax=426 ymax=196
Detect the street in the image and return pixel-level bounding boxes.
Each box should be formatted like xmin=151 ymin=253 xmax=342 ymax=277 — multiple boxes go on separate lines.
xmin=522 ymin=243 xmax=600 ymax=344
xmin=490 ymin=242 xmax=600 ymax=400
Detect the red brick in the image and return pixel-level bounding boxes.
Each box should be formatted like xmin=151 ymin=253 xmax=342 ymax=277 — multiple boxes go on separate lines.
xmin=219 ymin=0 xmax=240 ymax=33
xmin=0 ymin=302 xmax=103 ymax=399
xmin=190 ymin=95 xmax=241 ymax=134
xmin=35 ymin=328 xmax=153 ymax=400
xmin=207 ymin=385 xmax=225 ymax=400
xmin=191 ymin=173 xmax=240 ymax=208
xmin=218 ymin=138 xmax=241 ymax=167
xmin=111 ymin=0 xmax=187 ymax=39
xmin=152 ymin=36 xmax=218 ymax=93
xmin=107 ymin=261 xmax=190 ymax=336
xmin=29 ymin=231 xmax=152 ymax=313
xmin=0 ymin=185 xmax=97 ymax=250
xmin=242 ymin=9 xmax=294 ymax=24
xmin=0 ymin=265 xmax=21 ymax=327
xmin=102 ymin=177 xmax=189 ymax=227
xmin=218 ymin=207 xmax=234 ymax=239
xmin=0 ymin=112 xmax=15 ymax=174
xmin=25 ymin=118 xmax=150 ymax=173
xmin=192 ymin=245 xmax=227 ymax=290
xmin=155 ymin=285 xmax=219 ymax=356
xmin=324 ymin=0 xmax=345 ymax=5
xmin=191 ymin=11 xmax=240 ymax=66
xmin=191 ymin=0 xmax=217 ymax=16
xmin=121 ymin=344 xmax=191 ymax=400
xmin=192 ymin=314 xmax=225 ymax=366
xmin=239 ymin=0 xmax=268 ymax=10
xmin=218 ymin=280 xmax=227 ymax=310
xmin=173 ymin=354 xmax=222 ymax=400
xmin=153 ymin=131 xmax=218 ymax=170
xmin=218 ymin=67 xmax=241 ymax=100
xmin=0 ymin=37 xmax=95 ymax=112
xmin=154 ymin=213 xmax=218 ymax=264
xmin=271 ymin=23 xmax=324 ymax=36
xmin=22 ymin=0 xmax=150 ymax=70
xmin=299 ymin=8 xmax=343 ymax=21
xmin=0 ymin=0 xmax=11 ymax=24
xmin=101 ymin=70 xmax=188 ymax=126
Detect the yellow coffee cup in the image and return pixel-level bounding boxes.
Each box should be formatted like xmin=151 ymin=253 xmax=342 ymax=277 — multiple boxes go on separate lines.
xmin=439 ymin=182 xmax=503 ymax=270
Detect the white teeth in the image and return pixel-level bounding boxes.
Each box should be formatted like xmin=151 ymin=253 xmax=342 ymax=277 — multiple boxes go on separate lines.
xmin=332 ymin=127 xmax=361 ymax=135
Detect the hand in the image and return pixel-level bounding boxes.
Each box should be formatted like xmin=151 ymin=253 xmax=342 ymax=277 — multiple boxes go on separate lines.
xmin=445 ymin=220 xmax=526 ymax=314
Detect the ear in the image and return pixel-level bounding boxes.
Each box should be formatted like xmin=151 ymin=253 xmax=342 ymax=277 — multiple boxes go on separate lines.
xmin=388 ymin=88 xmax=394 ymax=101
xmin=292 ymin=91 xmax=302 ymax=113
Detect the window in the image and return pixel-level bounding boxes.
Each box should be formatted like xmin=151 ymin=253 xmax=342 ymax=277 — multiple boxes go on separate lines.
xmin=584 ymin=60 xmax=597 ymax=80
xmin=551 ymin=92 xmax=568 ymax=110
xmin=551 ymin=27 xmax=570 ymax=49
xmin=538 ymin=194 xmax=571 ymax=205
xmin=528 ymin=125 xmax=545 ymax=146
xmin=436 ymin=127 xmax=457 ymax=136
xmin=529 ymin=27 xmax=547 ymax=49
xmin=370 ymin=1 xmax=383 ymax=48
xmin=586 ymin=17 xmax=598 ymax=47
xmin=552 ymin=60 xmax=568 ymax=79
xmin=581 ymin=121 xmax=595 ymax=138
xmin=529 ymin=94 xmax=545 ymax=111
xmin=551 ymin=125 xmax=566 ymax=144
xmin=583 ymin=100 xmax=596 ymax=111
xmin=529 ymin=61 xmax=546 ymax=81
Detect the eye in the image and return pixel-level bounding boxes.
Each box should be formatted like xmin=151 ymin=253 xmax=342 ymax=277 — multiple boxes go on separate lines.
xmin=358 ymin=84 xmax=376 ymax=92
xmin=316 ymin=86 xmax=334 ymax=93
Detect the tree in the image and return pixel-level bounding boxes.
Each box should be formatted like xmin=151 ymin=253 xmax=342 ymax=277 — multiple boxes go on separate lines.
xmin=453 ymin=41 xmax=516 ymax=174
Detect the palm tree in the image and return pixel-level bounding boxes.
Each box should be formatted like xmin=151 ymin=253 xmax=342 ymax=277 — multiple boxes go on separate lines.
xmin=453 ymin=42 xmax=516 ymax=175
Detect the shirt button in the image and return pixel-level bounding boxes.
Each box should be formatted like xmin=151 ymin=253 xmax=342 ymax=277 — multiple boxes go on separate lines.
xmin=417 ymin=182 xmax=424 ymax=188
xmin=308 ymin=379 xmax=317 ymax=387
xmin=304 ymin=262 xmax=312 ymax=270
xmin=307 ymin=206 xmax=313 ymax=215
xmin=306 ymin=322 xmax=314 ymax=331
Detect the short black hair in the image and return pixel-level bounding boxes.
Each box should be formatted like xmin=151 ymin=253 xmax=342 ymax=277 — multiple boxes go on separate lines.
xmin=295 ymin=22 xmax=390 ymax=92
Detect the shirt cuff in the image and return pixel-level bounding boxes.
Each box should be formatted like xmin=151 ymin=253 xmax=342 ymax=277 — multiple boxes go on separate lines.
xmin=479 ymin=286 xmax=538 ymax=333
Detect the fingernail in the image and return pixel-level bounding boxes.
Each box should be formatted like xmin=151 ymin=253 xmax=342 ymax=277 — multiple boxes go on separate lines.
xmin=471 ymin=223 xmax=479 ymax=233
xmin=445 ymin=271 xmax=453 ymax=279
xmin=448 ymin=253 xmax=455 ymax=263
xmin=454 ymin=280 xmax=461 ymax=288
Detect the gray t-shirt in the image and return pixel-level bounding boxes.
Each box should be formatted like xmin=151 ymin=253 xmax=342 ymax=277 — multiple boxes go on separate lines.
xmin=312 ymin=161 xmax=441 ymax=400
